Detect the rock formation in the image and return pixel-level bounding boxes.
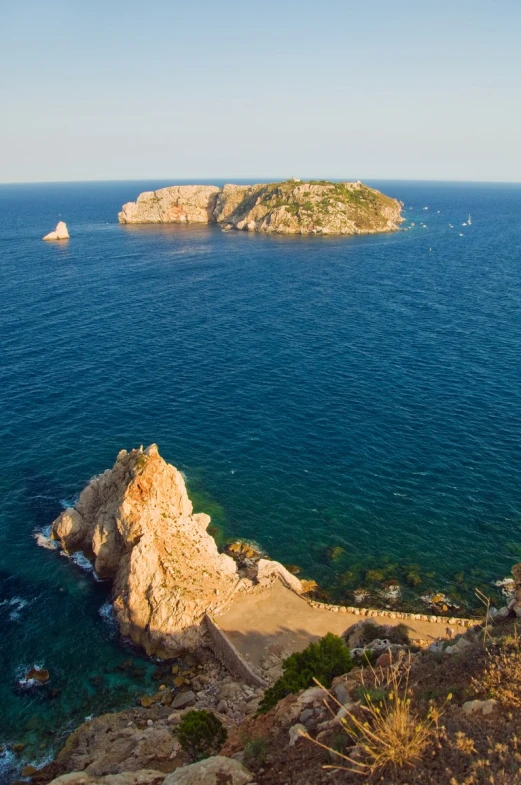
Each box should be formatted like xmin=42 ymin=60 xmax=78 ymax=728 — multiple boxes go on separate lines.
xmin=118 ymin=186 xmax=220 ymax=225
xmin=43 ymin=221 xmax=70 ymax=241
xmin=52 ymin=445 xmax=242 ymax=656
xmin=118 ymin=181 xmax=403 ymax=235
xmin=51 ymin=445 xmax=303 ymax=657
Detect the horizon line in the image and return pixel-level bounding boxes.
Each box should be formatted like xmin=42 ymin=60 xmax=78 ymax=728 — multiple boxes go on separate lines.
xmin=1 ymin=176 xmax=521 ymax=187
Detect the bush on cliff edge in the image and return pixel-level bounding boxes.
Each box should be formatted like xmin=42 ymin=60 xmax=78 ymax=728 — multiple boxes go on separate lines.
xmin=176 ymin=709 xmax=228 ymax=761
xmin=258 ymin=632 xmax=353 ymax=714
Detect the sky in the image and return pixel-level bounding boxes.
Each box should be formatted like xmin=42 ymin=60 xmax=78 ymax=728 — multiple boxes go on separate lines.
xmin=1 ymin=0 xmax=521 ymax=183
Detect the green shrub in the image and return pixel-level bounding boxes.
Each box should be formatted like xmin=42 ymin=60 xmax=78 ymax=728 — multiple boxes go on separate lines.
xmin=176 ymin=710 xmax=227 ymax=761
xmin=258 ymin=633 xmax=353 ymax=714
xmin=243 ymin=736 xmax=269 ymax=767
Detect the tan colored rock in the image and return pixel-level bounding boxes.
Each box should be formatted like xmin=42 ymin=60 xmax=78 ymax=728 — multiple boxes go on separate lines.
xmin=43 ymin=221 xmax=69 ymax=240
xmin=47 ymin=772 xmax=165 ymax=785
xmin=118 ymin=186 xmax=220 ymax=224
xmin=163 ymin=757 xmax=253 ymax=785
xmin=52 ymin=444 xmax=241 ymax=656
xmin=462 ymin=699 xmax=498 ymax=715
xmin=256 ymin=559 xmax=303 ymax=594
xmin=55 ymin=711 xmax=180 ymax=776
xmin=119 ymin=181 xmax=402 ymax=235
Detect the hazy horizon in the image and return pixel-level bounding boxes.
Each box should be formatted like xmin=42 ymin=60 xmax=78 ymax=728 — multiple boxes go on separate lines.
xmin=2 ymin=0 xmax=521 ymax=184
xmin=2 ymin=177 xmax=521 ymax=187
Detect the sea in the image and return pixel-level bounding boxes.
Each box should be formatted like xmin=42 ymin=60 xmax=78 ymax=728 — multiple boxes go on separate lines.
xmin=1 ymin=179 xmax=521 ymax=779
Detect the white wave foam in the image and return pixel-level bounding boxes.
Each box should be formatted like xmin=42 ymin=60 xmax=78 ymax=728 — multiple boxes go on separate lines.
xmin=60 ymin=495 xmax=79 ymax=509
xmin=99 ymin=601 xmax=118 ymax=633
xmin=69 ymin=552 xmax=94 ymax=572
xmin=0 ymin=747 xmax=17 ymax=780
xmin=0 ymin=596 xmax=30 ymax=621
xmin=33 ymin=525 xmax=60 ymax=551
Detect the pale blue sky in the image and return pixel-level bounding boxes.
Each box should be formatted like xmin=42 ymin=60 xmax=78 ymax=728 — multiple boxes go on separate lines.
xmin=2 ymin=0 xmax=520 ymax=183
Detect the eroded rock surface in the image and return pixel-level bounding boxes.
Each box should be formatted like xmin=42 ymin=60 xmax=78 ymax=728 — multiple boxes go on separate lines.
xmin=52 ymin=445 xmax=241 ymax=656
xmin=46 ymin=771 xmax=165 ymax=785
xmin=119 ymin=180 xmax=402 ymax=235
xmin=163 ymin=756 xmax=253 ymax=785
xmin=118 ymin=186 xmax=220 ymax=225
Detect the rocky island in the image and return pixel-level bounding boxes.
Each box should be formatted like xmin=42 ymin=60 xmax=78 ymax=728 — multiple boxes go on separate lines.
xmin=118 ymin=180 xmax=403 ymax=235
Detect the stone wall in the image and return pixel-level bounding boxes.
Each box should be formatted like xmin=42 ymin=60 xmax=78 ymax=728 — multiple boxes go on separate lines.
xmin=204 ymin=614 xmax=266 ymax=687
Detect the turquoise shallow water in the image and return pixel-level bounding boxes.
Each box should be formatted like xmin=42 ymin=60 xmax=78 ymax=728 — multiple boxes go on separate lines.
xmin=1 ymin=179 xmax=521 ymax=778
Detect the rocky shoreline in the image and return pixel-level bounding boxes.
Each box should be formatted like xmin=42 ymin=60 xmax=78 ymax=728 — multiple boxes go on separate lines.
xmin=10 ymin=445 xmax=521 ymax=785
xmin=118 ymin=180 xmax=403 ymax=235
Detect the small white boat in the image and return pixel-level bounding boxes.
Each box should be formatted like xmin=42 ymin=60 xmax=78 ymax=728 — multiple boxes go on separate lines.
xmin=449 ymin=224 xmax=454 ymax=228
xmin=462 ymin=222 xmax=467 ymax=226
xmin=467 ymin=214 xmax=472 ymax=225
xmin=459 ymin=232 xmax=464 ymax=237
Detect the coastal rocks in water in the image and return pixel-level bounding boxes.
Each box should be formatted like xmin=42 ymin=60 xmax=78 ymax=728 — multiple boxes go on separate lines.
xmin=119 ymin=180 xmax=403 ymax=236
xmin=26 ymin=667 xmax=50 ymax=683
xmin=43 ymin=221 xmax=69 ymax=241
xmin=163 ymin=756 xmax=253 ymax=785
xmin=118 ymin=186 xmax=220 ymax=225
xmin=51 ymin=445 xmax=241 ymax=657
xmin=420 ymin=591 xmax=461 ymax=614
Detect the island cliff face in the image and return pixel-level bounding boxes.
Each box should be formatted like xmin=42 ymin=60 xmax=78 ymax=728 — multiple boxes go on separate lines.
xmin=52 ymin=445 xmax=301 ymax=657
xmin=118 ymin=180 xmax=402 ymax=235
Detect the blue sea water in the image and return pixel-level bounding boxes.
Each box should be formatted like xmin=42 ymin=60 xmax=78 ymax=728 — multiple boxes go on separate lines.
xmin=1 ymin=179 xmax=521 ymax=776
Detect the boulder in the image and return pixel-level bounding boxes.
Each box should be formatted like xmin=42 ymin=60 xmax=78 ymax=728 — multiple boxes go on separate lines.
xmin=170 ymin=691 xmax=196 ymax=710
xmin=162 ymin=757 xmax=253 ymax=785
xmin=55 ymin=709 xmax=181 ymax=775
xmin=288 ymin=723 xmax=307 ymax=746
xmin=26 ymin=667 xmax=50 ymax=683
xmin=45 ymin=771 xmax=165 ymax=785
xmin=462 ymin=699 xmax=498 ymax=715
xmin=43 ymin=221 xmax=69 ymax=241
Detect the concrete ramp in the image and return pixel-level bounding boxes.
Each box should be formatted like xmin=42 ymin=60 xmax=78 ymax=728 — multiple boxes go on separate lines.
xmin=213 ymin=580 xmax=470 ymax=675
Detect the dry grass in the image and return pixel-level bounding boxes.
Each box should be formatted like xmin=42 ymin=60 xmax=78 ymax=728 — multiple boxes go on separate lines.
xmin=476 ymin=627 xmax=521 ymax=708
xmin=303 ymin=654 xmax=447 ymax=777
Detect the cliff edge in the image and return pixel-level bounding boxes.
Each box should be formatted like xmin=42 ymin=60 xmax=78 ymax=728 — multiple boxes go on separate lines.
xmin=51 ymin=445 xmax=301 ymax=657
xmin=118 ymin=180 xmax=402 ymax=235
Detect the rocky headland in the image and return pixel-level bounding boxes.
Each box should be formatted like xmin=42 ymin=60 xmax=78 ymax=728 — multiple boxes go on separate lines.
xmin=118 ymin=180 xmax=403 ymax=235
xmin=51 ymin=444 xmax=302 ymax=658
xmin=16 ymin=445 xmax=521 ymax=785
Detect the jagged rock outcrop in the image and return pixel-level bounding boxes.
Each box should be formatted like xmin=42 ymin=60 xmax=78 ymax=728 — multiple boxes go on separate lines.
xmin=51 ymin=445 xmax=303 ymax=657
xmin=118 ymin=180 xmax=403 ymax=235
xmin=163 ymin=757 xmax=253 ymax=785
xmin=46 ymin=772 xmax=165 ymax=785
xmin=118 ymin=186 xmax=220 ymax=225
xmin=52 ymin=445 xmax=241 ymax=656
xmin=43 ymin=221 xmax=69 ymax=241
xmin=43 ymin=759 xmax=253 ymax=785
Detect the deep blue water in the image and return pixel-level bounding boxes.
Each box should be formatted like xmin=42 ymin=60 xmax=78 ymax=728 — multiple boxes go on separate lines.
xmin=1 ymin=179 xmax=521 ymax=776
